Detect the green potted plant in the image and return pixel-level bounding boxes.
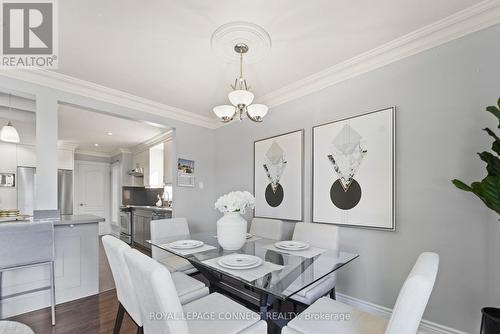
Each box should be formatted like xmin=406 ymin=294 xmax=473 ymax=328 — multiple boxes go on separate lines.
xmin=452 ymin=97 xmax=500 ymax=334
xmin=452 ymin=98 xmax=500 ymax=215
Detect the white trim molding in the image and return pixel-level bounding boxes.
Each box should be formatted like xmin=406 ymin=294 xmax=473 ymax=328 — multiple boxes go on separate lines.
xmin=257 ymin=0 xmax=500 ymax=110
xmin=336 ymin=293 xmax=469 ymax=334
xmin=0 ymin=69 xmax=219 ymax=129
xmin=0 ymin=0 xmax=499 ymax=130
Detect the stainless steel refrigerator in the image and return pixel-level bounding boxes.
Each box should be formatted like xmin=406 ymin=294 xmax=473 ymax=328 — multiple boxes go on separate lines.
xmin=17 ymin=167 xmax=73 ymax=216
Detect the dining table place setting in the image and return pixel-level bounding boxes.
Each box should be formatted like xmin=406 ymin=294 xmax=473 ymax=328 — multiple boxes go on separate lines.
xmin=160 ymin=239 xmax=216 ymax=256
xmin=263 ymin=240 xmax=327 ymax=259
xmin=202 ymin=254 xmax=284 ymax=282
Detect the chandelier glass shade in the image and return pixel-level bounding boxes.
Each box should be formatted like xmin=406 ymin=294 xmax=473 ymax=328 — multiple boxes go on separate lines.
xmin=213 ymin=43 xmax=268 ymax=123
xmin=0 ymin=95 xmax=20 ymax=143
xmin=0 ymin=122 xmax=20 ymax=143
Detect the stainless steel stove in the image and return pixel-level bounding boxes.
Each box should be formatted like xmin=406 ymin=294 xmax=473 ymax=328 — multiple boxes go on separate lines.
xmin=119 ymin=206 xmax=133 ymax=244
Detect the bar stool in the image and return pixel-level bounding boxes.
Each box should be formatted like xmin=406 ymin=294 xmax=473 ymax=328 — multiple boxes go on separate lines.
xmin=0 ymin=221 xmax=56 ymax=325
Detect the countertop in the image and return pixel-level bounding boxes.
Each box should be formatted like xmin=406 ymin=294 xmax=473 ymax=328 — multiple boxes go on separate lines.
xmin=122 ymin=205 xmax=173 ymax=212
xmin=0 ymin=214 xmax=104 ymax=226
xmin=54 ymin=214 xmax=105 ymax=226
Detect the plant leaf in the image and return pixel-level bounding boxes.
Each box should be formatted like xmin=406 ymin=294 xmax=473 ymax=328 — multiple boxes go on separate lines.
xmin=452 ymin=179 xmax=473 ymax=192
xmin=493 ymin=141 xmax=500 ymax=156
xmin=487 ymin=106 xmax=500 ymax=129
xmin=478 ymin=152 xmax=500 ymax=175
xmin=484 ymin=127 xmax=499 ymax=140
xmin=478 ymin=176 xmax=500 ymax=214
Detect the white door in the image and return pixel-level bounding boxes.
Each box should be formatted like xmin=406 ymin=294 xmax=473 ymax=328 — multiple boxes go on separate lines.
xmin=75 ymin=161 xmax=110 ymax=235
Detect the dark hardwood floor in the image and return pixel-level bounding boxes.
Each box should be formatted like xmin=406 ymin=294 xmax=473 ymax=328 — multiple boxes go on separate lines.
xmin=9 ymin=290 xmax=138 ymax=334
xmin=9 ymin=286 xmax=293 ymax=334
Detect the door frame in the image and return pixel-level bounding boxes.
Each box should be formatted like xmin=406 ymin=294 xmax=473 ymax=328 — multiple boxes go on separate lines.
xmin=74 ymin=160 xmax=111 ymax=235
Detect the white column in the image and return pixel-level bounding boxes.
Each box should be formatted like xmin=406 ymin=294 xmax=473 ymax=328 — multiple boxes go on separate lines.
xmin=35 ymin=93 xmax=58 ymax=210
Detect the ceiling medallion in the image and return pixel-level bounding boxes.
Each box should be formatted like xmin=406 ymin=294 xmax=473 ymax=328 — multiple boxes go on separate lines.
xmin=211 ymin=21 xmax=272 ymax=65
xmin=212 ymin=42 xmax=268 ymax=123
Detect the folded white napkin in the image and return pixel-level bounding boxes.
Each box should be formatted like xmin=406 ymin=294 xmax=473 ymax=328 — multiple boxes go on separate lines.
xmin=262 ymin=243 xmax=327 ymax=259
xmin=203 ymin=256 xmax=284 ymax=282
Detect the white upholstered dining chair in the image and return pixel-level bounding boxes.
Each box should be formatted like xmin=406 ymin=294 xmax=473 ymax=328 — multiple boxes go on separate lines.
xmin=150 ymin=218 xmax=197 ymax=274
xmin=249 ymin=217 xmax=293 ymax=240
xmin=284 ymin=222 xmax=339 ymax=306
xmin=102 ymin=235 xmax=209 ymax=334
xmin=124 ymin=248 xmax=267 ymax=334
xmin=282 ymin=252 xmax=440 ymax=334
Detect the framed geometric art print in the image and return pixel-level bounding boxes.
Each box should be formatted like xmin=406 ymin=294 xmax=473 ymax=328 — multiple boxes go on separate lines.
xmin=312 ymin=107 xmax=395 ymax=230
xmin=254 ymin=130 xmax=304 ymax=221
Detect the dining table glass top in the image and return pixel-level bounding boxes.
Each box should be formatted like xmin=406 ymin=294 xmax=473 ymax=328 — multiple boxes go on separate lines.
xmin=147 ymin=232 xmax=358 ymax=300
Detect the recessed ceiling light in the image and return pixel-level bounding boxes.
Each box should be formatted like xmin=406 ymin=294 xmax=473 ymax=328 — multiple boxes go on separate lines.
xmin=94 ymin=143 xmax=99 ymax=147
xmin=107 ymin=132 xmax=113 ymax=136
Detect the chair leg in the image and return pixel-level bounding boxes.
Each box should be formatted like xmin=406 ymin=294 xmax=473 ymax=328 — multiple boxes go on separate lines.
xmin=329 ymin=287 xmax=336 ymax=300
xmin=49 ymin=262 xmax=56 ymax=326
xmin=0 ymin=271 xmax=3 ymax=319
xmin=137 ymin=326 xmax=144 ymax=334
xmin=113 ymin=303 xmax=125 ymax=334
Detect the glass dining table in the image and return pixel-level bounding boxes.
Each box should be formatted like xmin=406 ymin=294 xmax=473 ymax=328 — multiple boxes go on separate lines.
xmin=147 ymin=232 xmax=358 ymax=323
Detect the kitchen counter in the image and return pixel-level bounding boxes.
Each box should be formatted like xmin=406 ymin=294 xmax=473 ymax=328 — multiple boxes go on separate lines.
xmin=0 ymin=215 xmax=100 ymax=318
xmin=123 ymin=205 xmax=173 ymax=212
xmin=55 ymin=214 xmax=105 ymax=226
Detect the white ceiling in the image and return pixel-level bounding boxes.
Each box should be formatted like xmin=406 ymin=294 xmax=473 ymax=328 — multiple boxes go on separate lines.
xmin=58 ymin=104 xmax=165 ymax=154
xmin=54 ymin=0 xmax=483 ymax=118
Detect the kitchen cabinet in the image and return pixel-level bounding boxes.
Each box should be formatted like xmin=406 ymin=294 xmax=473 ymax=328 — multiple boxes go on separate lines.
xmin=57 ymin=149 xmax=74 ymax=170
xmin=132 ymin=208 xmax=172 ymax=250
xmin=132 ymin=209 xmax=152 ymax=249
xmin=16 ymin=145 xmax=36 ymax=167
xmin=14 ymin=145 xmax=74 ymax=170
xmin=0 ymin=221 xmax=99 ymax=318
xmin=132 ymin=149 xmax=148 ymax=187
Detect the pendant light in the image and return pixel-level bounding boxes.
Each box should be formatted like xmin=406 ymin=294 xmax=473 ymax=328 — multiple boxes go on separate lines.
xmin=0 ymin=94 xmax=20 ymax=143
xmin=213 ymin=43 xmax=268 ymax=123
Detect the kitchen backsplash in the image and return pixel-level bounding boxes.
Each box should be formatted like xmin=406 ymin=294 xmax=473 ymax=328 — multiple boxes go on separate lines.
xmin=122 ymin=186 xmax=164 ymax=206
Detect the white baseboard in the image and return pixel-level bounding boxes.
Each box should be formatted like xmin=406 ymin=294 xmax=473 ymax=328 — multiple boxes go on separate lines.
xmin=336 ymin=293 xmax=468 ymax=334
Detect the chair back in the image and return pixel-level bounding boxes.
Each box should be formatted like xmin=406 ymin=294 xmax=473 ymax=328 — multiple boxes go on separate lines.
xmin=150 ymin=218 xmax=189 ymax=261
xmin=385 ymin=252 xmax=439 ymax=334
xmin=124 ymin=248 xmax=189 ymax=334
xmin=101 ymin=235 xmax=142 ymax=325
xmin=292 ymin=222 xmax=339 ymax=250
xmin=250 ymin=218 xmax=286 ymax=240
xmin=0 ymin=221 xmax=54 ymax=269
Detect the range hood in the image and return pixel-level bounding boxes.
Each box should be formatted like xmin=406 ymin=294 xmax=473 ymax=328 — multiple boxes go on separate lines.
xmin=128 ymin=164 xmax=144 ymax=177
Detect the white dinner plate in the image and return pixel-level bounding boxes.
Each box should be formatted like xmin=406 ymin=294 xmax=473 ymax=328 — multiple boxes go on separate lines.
xmin=218 ymin=255 xmax=263 ymax=270
xmin=274 ymin=241 xmax=310 ymax=251
xmin=169 ymin=240 xmax=204 ymax=249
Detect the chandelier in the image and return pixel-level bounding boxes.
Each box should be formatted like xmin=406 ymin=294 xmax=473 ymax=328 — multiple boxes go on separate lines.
xmin=213 ymin=43 xmax=268 ymax=123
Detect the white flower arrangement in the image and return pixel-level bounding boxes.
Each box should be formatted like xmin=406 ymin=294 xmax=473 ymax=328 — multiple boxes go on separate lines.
xmin=215 ymin=191 xmax=255 ymax=214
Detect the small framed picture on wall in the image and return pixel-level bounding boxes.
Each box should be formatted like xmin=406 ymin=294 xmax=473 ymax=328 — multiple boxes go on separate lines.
xmin=312 ymin=107 xmax=395 ymax=230
xmin=254 ymin=129 xmax=303 ymax=221
xmin=177 ymin=158 xmax=195 ymax=187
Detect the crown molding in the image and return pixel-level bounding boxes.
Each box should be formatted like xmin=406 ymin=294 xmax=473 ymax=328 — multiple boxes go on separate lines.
xmin=131 ymin=130 xmax=174 ymax=154
xmin=57 ymin=142 xmax=79 ymax=151
xmin=0 ymin=69 xmax=219 ymax=129
xmin=1 ymin=0 xmax=499 ymax=131
xmin=256 ymin=0 xmax=500 ymax=110
xmin=74 ymin=149 xmax=113 ymax=158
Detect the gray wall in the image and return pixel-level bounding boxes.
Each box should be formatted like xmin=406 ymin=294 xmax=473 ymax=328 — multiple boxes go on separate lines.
xmin=214 ymin=24 xmax=500 ymax=332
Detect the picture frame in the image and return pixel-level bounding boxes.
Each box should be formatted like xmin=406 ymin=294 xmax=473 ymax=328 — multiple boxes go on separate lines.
xmin=254 ymin=129 xmax=304 ymax=221
xmin=177 ymin=158 xmax=195 ymax=187
xmin=312 ymin=107 xmax=395 ymax=230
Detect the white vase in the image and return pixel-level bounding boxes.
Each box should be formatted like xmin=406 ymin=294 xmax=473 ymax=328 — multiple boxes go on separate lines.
xmin=217 ymin=212 xmax=247 ymax=250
